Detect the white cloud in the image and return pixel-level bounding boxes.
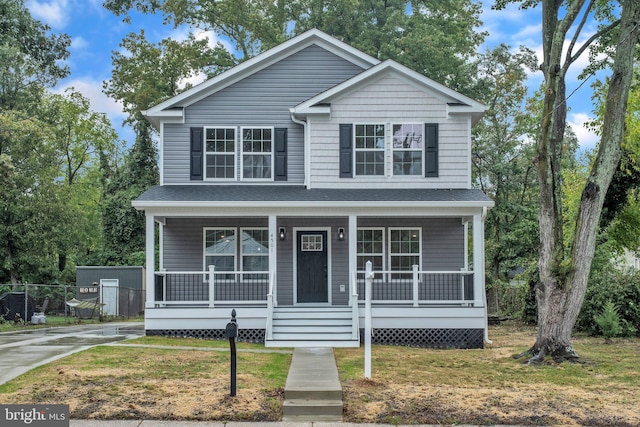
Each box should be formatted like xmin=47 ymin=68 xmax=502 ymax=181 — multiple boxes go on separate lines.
xmin=26 ymin=0 xmax=70 ymax=29
xmin=568 ymin=112 xmax=599 ymax=151
xmin=71 ymin=36 xmax=89 ymax=51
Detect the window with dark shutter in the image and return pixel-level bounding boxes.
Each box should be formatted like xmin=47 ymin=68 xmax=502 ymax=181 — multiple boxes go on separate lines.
xmin=274 ymin=127 xmax=287 ymax=181
xmin=190 ymin=127 xmax=203 ymax=180
xmin=339 ymin=123 xmax=353 ymax=178
xmin=424 ymin=123 xmax=438 ymax=177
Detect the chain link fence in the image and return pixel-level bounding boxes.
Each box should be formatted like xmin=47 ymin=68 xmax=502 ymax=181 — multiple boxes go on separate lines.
xmin=0 ymin=283 xmax=144 ymax=324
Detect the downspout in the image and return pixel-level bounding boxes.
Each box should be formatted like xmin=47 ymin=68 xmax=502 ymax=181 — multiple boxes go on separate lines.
xmin=289 ymin=108 xmax=309 ymax=188
xmin=481 ymin=206 xmax=492 ymax=345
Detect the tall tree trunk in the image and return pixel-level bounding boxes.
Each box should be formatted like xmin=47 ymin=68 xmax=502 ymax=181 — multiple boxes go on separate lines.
xmin=530 ymin=0 xmax=640 ymax=363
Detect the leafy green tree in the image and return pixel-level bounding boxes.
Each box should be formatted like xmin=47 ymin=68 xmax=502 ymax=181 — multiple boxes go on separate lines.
xmin=38 ymin=90 xmax=122 ymax=274
xmin=104 ymin=0 xmax=486 ymax=96
xmin=0 ymin=0 xmax=70 ymax=110
xmin=0 ymin=110 xmax=61 ymax=284
xmin=472 ymin=45 xmax=539 ymax=296
xmin=493 ymin=0 xmax=640 ymax=363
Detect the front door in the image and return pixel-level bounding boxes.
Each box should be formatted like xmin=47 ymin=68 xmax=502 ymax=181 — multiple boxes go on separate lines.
xmin=297 ymin=231 xmax=328 ymax=303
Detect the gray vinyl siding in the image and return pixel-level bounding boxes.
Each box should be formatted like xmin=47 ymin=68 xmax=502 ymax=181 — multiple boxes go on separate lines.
xmin=163 ymin=218 xmax=268 ymax=271
xmin=309 ymin=73 xmax=472 ymax=189
xmin=162 ymin=45 xmax=366 ymax=184
xmin=358 ymin=217 xmax=464 ymax=270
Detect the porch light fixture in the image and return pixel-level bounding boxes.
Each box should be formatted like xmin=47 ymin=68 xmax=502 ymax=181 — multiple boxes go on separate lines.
xmin=338 ymin=227 xmax=345 ymax=241
xmin=279 ymin=227 xmax=286 ymax=241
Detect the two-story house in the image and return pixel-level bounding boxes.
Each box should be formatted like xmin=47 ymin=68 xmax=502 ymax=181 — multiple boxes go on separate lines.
xmin=133 ymin=29 xmax=494 ymax=348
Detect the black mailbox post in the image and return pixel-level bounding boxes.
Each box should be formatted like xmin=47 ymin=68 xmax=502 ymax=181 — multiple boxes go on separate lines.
xmin=225 ymin=309 xmax=238 ymax=396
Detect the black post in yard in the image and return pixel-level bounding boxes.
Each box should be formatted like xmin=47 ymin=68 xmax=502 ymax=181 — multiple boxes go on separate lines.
xmin=226 ymin=309 xmax=238 ymax=397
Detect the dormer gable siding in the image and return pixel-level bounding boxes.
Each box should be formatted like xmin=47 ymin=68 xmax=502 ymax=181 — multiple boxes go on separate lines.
xmin=308 ymin=73 xmax=472 ymax=189
xmin=161 ymin=45 xmax=367 ymax=184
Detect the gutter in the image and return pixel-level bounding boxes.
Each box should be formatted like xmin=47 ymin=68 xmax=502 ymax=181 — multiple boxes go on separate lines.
xmin=289 ymin=108 xmax=309 ymax=188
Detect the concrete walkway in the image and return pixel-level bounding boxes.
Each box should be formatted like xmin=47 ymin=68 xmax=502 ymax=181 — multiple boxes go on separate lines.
xmin=283 ymin=348 xmax=343 ymax=421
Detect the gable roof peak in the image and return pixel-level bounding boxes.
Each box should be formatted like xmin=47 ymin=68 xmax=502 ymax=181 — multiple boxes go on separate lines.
xmin=143 ymin=29 xmax=380 ymax=128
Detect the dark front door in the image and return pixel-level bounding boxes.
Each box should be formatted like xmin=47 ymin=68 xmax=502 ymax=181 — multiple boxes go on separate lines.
xmin=297 ymin=231 xmax=328 ymax=303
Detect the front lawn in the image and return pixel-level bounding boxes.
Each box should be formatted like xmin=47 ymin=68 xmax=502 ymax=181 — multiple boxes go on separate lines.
xmin=0 ymin=322 xmax=638 ymax=425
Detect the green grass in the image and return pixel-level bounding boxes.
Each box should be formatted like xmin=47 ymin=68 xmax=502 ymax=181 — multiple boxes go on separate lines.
xmin=0 ymin=315 xmax=143 ymax=332
xmin=127 ymin=335 xmax=273 ymax=350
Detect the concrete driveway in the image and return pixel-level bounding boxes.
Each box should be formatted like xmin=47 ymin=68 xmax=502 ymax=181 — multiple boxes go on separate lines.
xmin=0 ymin=322 xmax=144 ymax=385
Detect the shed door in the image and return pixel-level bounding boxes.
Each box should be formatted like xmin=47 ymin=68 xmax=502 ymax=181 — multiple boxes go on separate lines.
xmin=297 ymin=231 xmax=328 ymax=303
xmin=100 ymin=279 xmax=119 ymax=316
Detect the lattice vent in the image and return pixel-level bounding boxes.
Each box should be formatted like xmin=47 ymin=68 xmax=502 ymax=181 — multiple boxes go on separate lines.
xmin=147 ymin=328 xmax=265 ymax=343
xmin=362 ymin=328 xmax=484 ymax=349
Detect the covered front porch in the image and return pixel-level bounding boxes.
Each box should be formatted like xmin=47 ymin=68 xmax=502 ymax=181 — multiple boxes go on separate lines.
xmin=135 ymin=186 xmax=493 ymax=348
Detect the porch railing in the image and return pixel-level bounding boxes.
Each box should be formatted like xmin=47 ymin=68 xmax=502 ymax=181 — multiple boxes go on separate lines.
xmin=355 ymin=266 xmax=474 ymax=306
xmin=153 ymin=268 xmax=269 ymax=306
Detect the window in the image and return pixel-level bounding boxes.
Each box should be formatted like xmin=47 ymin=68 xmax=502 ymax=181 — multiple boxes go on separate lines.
xmin=241 ymin=228 xmax=269 ymax=273
xmin=205 ymin=128 xmax=236 ymax=179
xmin=392 ymin=124 xmax=423 ymax=175
xmin=355 ymin=124 xmax=385 ymax=175
xmin=242 ymin=127 xmax=273 ymax=179
xmin=301 ymin=234 xmax=324 ymax=251
xmin=357 ymin=228 xmax=384 ymax=271
xmin=204 ymin=229 xmax=236 ymax=278
xmin=389 ymin=228 xmax=421 ymax=278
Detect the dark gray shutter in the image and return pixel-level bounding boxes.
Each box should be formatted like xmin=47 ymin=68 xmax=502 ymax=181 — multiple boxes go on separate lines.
xmin=339 ymin=124 xmax=353 ymax=178
xmin=424 ymin=123 xmax=438 ymax=177
xmin=190 ymin=127 xmax=204 ymax=180
xmin=274 ymin=127 xmax=287 ymax=181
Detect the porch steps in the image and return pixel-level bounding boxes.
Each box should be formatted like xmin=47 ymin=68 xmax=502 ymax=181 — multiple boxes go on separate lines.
xmin=266 ymin=306 xmax=359 ymax=348
xmin=282 ymin=347 xmax=343 ymax=422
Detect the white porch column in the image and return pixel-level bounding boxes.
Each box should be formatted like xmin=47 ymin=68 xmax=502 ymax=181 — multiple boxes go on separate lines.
xmin=472 ymin=211 xmax=486 ymax=307
xmin=145 ymin=213 xmax=155 ymax=309
xmin=348 ymin=215 xmax=357 ymax=288
xmin=269 ymin=215 xmax=277 ymax=286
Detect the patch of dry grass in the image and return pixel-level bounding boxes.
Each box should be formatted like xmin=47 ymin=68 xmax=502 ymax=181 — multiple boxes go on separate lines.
xmin=0 ymin=346 xmax=290 ymax=421
xmin=336 ymin=322 xmax=640 ymax=426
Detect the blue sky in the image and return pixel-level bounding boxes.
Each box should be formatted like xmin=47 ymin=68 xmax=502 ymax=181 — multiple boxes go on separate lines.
xmin=25 ymin=0 xmax=604 ymax=150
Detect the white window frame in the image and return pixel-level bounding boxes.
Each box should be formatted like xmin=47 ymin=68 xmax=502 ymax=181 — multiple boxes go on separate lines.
xmin=203 ymin=228 xmax=237 ymax=281
xmin=204 ymin=126 xmax=237 ymax=181
xmin=388 ymin=227 xmax=422 ymax=280
xmin=240 ymin=126 xmax=274 ymax=181
xmin=356 ymin=227 xmax=386 ymax=272
xmin=354 ymin=123 xmax=386 ymax=176
xmin=240 ymin=227 xmax=269 ymax=280
xmin=391 ymin=123 xmax=424 ymax=176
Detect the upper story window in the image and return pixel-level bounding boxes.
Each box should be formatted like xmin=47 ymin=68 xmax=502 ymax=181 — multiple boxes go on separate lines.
xmin=355 ymin=124 xmax=385 ymax=176
xmin=340 ymin=123 xmax=437 ymax=179
xmin=205 ymin=127 xmax=236 ymax=179
xmin=242 ymin=127 xmax=273 ymax=180
xmin=392 ymin=124 xmax=423 ymax=175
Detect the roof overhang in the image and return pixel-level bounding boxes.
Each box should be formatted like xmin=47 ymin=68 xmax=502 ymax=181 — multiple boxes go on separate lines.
xmin=132 ymin=185 xmax=494 ymax=218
